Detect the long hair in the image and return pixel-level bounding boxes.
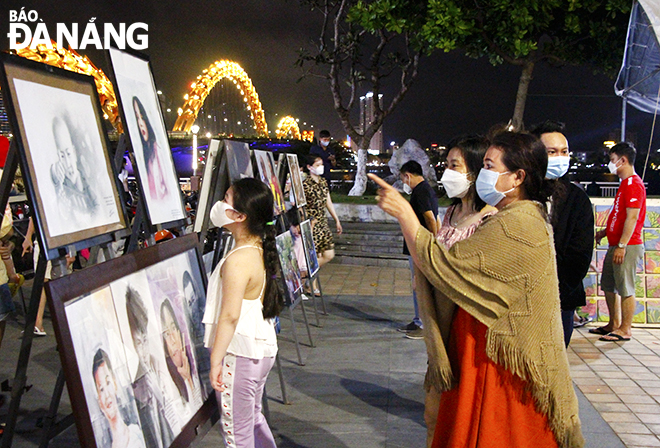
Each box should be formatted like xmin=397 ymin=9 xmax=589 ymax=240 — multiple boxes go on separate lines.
xmin=446 ymin=135 xmax=489 ymax=210
xmin=160 ymin=298 xmax=190 ymax=402
xmin=132 ymin=96 xmax=157 ymax=163
xmin=231 ymin=178 xmax=285 ymax=319
xmin=491 ymin=131 xmax=555 ymax=211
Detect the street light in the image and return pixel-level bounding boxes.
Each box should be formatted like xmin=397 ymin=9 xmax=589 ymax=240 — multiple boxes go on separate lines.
xmin=191 ymin=124 xmax=200 ymax=173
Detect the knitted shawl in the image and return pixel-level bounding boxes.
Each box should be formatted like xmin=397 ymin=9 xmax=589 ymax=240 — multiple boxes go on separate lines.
xmin=414 ymin=200 xmax=583 ymax=448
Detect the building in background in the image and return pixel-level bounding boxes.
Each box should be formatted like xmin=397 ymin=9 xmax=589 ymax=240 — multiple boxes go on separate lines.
xmin=351 ymin=92 xmax=385 ymax=155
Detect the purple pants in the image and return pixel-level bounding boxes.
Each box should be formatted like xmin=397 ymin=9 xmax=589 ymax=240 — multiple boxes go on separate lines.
xmin=216 ymin=354 xmax=277 ymax=448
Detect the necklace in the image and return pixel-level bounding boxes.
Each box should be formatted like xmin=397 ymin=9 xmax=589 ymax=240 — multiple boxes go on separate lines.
xmin=450 ymin=205 xmax=478 ymax=228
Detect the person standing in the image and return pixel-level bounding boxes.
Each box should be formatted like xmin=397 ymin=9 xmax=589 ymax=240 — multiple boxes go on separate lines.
xmin=370 ymin=131 xmax=583 ymax=448
xmin=397 ymin=160 xmax=438 ymax=340
xmin=205 ymin=178 xmax=284 ymax=448
xmin=591 ymin=142 xmax=646 ymax=342
xmin=309 ymin=129 xmax=336 ymax=183
xmin=531 ymin=121 xmax=594 ymax=346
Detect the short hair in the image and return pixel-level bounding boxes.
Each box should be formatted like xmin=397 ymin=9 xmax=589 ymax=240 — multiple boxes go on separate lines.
xmin=319 ymin=130 xmax=331 ymax=139
xmin=400 ymin=160 xmax=424 ymax=176
xmin=305 ymin=154 xmax=322 ymax=169
xmin=529 ymin=120 xmax=566 ymax=137
xmin=610 ymin=142 xmax=636 ymax=165
xmin=126 ymin=286 xmax=148 ymax=336
xmin=92 ymin=348 xmax=114 ymax=386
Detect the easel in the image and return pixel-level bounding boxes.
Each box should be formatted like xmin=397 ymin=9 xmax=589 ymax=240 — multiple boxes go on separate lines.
xmin=0 ymin=140 xmax=128 ymax=448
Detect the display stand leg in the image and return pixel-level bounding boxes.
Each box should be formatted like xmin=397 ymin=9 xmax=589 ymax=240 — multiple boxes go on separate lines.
xmin=38 ymin=369 xmax=74 ymax=448
xmin=287 ymin=305 xmax=304 ymax=366
xmin=305 ymin=276 xmax=321 ymax=327
xmin=299 ymin=299 xmax=315 ymax=348
xmin=313 ymin=272 xmax=327 ymax=315
xmin=2 ymin=254 xmax=47 ymax=448
xmin=275 ymin=353 xmax=289 ymax=405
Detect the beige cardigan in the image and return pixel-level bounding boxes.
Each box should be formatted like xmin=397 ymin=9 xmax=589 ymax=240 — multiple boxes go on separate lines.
xmin=414 ymin=200 xmax=583 ymax=448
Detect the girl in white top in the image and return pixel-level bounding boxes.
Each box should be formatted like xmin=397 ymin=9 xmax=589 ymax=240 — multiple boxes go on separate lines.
xmin=204 ymin=178 xmax=284 ymax=448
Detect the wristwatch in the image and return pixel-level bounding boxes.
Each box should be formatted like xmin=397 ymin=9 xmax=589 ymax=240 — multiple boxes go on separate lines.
xmin=617 ymin=242 xmax=626 ymax=249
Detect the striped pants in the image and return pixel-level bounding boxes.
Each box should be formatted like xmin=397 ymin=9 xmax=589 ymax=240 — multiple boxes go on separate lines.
xmin=216 ymin=354 xmax=276 ymax=448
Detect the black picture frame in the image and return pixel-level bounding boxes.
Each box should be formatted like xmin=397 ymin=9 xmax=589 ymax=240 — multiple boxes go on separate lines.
xmin=0 ymin=53 xmax=128 ymax=260
xmin=45 ymin=234 xmax=214 ymax=448
xmin=106 ymin=47 xmax=187 ymax=231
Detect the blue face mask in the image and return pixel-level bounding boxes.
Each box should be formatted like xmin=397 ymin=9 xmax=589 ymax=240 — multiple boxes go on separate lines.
xmin=545 ymin=156 xmax=570 ymax=179
xmin=476 ymin=168 xmax=515 ymax=207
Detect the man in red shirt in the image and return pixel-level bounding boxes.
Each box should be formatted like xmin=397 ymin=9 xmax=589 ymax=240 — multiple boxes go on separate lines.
xmin=591 ymin=142 xmax=646 ymax=341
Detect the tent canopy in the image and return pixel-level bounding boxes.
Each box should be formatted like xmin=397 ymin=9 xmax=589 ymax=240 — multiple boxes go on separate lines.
xmin=615 ymin=0 xmax=660 ymax=114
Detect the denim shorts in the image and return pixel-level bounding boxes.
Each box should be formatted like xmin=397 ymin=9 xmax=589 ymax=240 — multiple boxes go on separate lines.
xmin=0 ymin=283 xmax=14 ymax=321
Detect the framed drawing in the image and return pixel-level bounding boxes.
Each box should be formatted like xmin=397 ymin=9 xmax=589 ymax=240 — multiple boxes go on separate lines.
xmin=254 ymin=150 xmax=285 ymax=215
xmin=286 ymin=154 xmax=306 ymax=208
xmin=224 ymin=140 xmax=253 ymax=184
xmin=275 ymin=231 xmax=303 ymax=305
xmin=0 ymin=53 xmax=127 ymax=260
xmin=107 ymin=48 xmax=186 ymax=229
xmin=46 ymin=234 xmax=213 ymax=448
xmin=300 ymin=219 xmax=319 ymax=278
xmin=193 ymin=139 xmax=221 ymax=233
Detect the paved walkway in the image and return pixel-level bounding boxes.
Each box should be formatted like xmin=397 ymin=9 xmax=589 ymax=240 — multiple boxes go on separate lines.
xmin=0 ymin=264 xmax=653 ymax=447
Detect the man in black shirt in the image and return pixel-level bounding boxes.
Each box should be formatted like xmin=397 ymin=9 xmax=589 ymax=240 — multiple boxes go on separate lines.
xmin=398 ymin=160 xmax=438 ymax=340
xmin=309 ymin=129 xmax=336 ymax=183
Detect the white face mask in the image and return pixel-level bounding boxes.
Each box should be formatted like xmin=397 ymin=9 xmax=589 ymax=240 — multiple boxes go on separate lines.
xmin=441 ymin=169 xmax=471 ymax=198
xmin=608 ymin=159 xmax=621 ymax=174
xmin=320 ymin=140 xmax=330 ymax=147
xmin=403 ymin=182 xmax=412 ymax=195
xmin=475 ymin=168 xmax=515 ymax=207
xmin=545 ymin=156 xmax=570 ymax=179
xmin=210 ymin=200 xmax=237 ymax=228
xmin=310 ymin=165 xmax=324 ymax=176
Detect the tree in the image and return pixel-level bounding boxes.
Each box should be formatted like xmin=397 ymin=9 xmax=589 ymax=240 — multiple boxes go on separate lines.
xmin=422 ymin=0 xmax=631 ymax=130
xmin=297 ymin=0 xmax=430 ymax=195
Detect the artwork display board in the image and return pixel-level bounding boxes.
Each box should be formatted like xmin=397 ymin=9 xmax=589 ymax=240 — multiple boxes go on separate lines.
xmin=108 ymin=48 xmax=186 ymax=229
xmin=45 ymin=234 xmax=213 ymax=448
xmin=275 ymin=231 xmax=303 ymax=305
xmin=286 ymin=154 xmax=306 ymax=208
xmin=224 ymin=140 xmax=253 ymax=184
xmin=300 ymin=219 xmax=320 ymax=278
xmin=0 ymin=53 xmax=127 ymax=260
xmin=193 ymin=139 xmax=221 ymax=233
xmin=254 ymin=150 xmax=286 ymax=215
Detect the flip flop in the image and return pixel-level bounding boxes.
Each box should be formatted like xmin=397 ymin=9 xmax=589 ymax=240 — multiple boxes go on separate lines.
xmin=588 ymin=327 xmax=611 ymax=335
xmin=599 ymin=333 xmax=631 ymax=342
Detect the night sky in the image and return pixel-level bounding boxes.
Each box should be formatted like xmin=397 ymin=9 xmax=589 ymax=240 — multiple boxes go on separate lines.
xmin=2 ymin=0 xmax=659 ymax=155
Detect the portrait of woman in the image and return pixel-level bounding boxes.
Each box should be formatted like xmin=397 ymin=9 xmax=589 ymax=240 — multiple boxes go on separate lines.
xmin=132 ymin=96 xmax=169 ymax=202
xmin=92 ymin=348 xmax=146 ymax=448
xmin=159 ymin=298 xmax=203 ymax=417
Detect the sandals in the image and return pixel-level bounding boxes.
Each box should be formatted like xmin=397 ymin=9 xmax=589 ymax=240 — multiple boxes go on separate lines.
xmin=599 ymin=333 xmax=631 ymax=342
xmin=588 ymin=326 xmax=611 ymax=335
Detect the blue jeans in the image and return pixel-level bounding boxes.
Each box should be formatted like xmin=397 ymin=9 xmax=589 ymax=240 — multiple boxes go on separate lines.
xmin=408 ymin=256 xmax=422 ymax=328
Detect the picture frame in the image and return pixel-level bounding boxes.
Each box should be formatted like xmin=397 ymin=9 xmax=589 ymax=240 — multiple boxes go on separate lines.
xmin=300 ymin=219 xmax=320 ymax=277
xmin=193 ymin=139 xmax=221 ymax=233
xmin=45 ymin=234 xmax=213 ymax=448
xmin=224 ymin=140 xmax=253 ymax=184
xmin=287 ymin=154 xmax=306 ymax=208
xmin=275 ymin=231 xmax=303 ymax=305
xmin=0 ymin=53 xmax=127 ymax=260
xmin=254 ymin=150 xmax=286 ymax=215
xmin=107 ymin=47 xmax=187 ymax=230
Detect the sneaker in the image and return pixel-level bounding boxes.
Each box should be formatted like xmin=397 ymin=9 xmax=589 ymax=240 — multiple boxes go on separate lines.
xmin=405 ymin=328 xmax=424 ymax=340
xmin=301 ymin=294 xmax=310 ymax=301
xmin=397 ymin=321 xmax=420 ymax=333
xmin=574 ymin=316 xmax=593 ymax=328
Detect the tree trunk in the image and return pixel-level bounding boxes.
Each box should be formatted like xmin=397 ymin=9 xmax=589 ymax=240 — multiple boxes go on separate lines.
xmin=511 ymin=61 xmax=535 ymax=131
xmin=348 ymin=148 xmax=368 ymax=196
